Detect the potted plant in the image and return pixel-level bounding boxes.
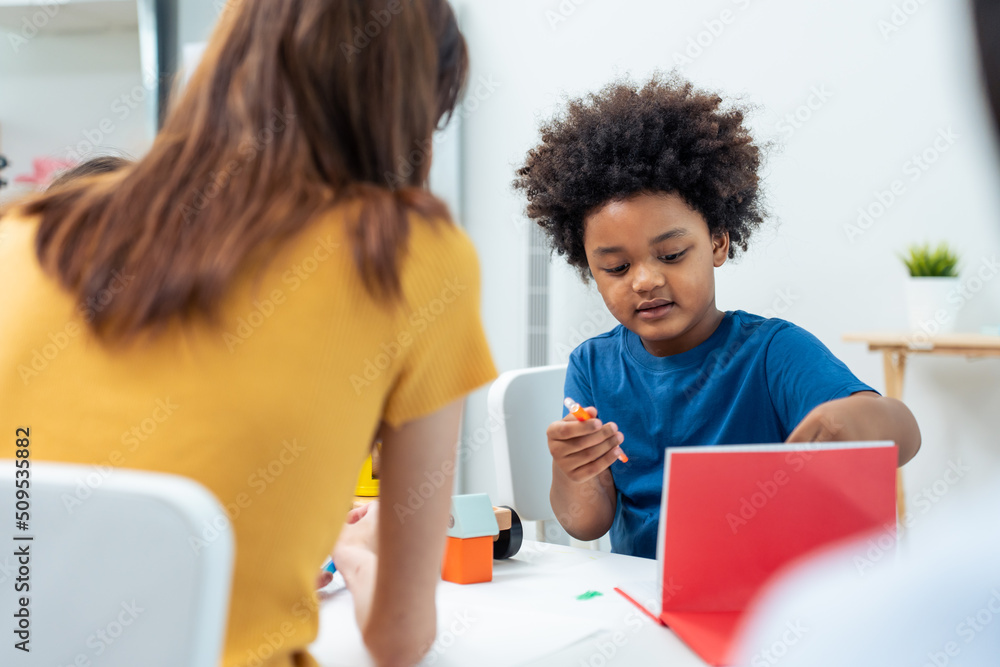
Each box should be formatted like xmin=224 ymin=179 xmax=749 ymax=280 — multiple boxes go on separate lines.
xmin=900 ymin=242 xmax=961 ymax=334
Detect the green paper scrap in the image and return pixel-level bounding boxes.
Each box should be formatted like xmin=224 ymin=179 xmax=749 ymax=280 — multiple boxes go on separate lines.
xmin=575 ymin=590 xmax=603 ymax=600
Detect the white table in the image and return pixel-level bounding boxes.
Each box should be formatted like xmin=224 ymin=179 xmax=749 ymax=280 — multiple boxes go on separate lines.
xmin=309 ymin=540 xmax=707 ymax=666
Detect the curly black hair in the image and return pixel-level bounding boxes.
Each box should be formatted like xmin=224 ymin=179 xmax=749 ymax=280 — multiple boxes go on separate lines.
xmin=514 ymin=73 xmax=767 ymax=279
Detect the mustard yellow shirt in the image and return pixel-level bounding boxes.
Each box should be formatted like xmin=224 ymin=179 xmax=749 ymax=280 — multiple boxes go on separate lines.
xmin=0 ymin=206 xmax=497 ymax=667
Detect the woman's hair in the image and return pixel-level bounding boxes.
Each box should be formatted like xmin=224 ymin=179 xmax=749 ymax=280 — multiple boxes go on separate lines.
xmin=14 ymin=0 xmax=468 ymax=342
xmin=514 ymin=73 xmax=766 ymax=280
xmin=973 ymin=0 xmax=1000 ymax=139
xmin=48 ymin=155 xmax=131 ymax=189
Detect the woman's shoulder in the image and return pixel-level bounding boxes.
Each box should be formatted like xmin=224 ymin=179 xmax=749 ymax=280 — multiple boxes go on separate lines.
xmin=400 ymin=215 xmax=482 ymax=296
xmin=0 ymin=209 xmax=39 ymax=235
xmin=408 ymin=214 xmax=478 ymax=262
xmin=0 ymin=212 xmax=44 ymax=274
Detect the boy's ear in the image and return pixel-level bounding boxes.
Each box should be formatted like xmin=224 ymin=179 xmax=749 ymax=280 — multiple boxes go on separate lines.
xmin=712 ymin=232 xmax=730 ymax=267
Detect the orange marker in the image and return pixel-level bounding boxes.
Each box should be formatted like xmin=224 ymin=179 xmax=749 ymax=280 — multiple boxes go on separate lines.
xmin=564 ymin=397 xmax=628 ymax=463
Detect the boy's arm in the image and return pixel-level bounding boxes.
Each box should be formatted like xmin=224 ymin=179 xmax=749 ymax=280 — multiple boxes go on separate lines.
xmin=551 ymin=465 xmax=617 ymax=541
xmin=548 ymin=408 xmax=620 ymax=541
xmin=785 ymin=390 xmax=920 ymax=465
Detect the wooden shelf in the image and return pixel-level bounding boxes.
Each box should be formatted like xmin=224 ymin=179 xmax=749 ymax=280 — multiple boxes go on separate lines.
xmin=843 ymin=331 xmax=1000 ymax=356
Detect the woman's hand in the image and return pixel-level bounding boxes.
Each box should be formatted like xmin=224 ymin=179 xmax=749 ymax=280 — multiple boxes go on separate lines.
xmin=327 ymin=501 xmax=380 ymax=627
xmin=336 ymin=501 xmax=379 ymax=557
xmin=317 ymin=502 xmax=380 ymax=590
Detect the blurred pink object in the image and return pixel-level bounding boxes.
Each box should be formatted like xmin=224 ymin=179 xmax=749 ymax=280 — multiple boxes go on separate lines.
xmin=14 ymin=157 xmax=76 ymax=188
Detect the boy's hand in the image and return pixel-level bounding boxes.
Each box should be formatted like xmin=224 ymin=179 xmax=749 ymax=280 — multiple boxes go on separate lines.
xmin=785 ymin=392 xmax=920 ymax=465
xmin=785 ymin=395 xmax=863 ymax=443
xmin=547 ymin=406 xmax=626 ymax=483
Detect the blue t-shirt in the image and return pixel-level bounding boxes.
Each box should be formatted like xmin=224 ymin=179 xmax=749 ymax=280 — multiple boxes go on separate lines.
xmin=562 ymin=310 xmax=875 ymax=559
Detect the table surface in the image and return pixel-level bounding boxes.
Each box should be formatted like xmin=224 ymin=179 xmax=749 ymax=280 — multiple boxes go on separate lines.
xmin=842 ymin=331 xmax=1000 ymax=350
xmin=309 ymin=540 xmax=707 ymax=667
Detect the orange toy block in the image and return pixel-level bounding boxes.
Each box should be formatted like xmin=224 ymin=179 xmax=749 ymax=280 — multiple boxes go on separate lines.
xmin=441 ymin=536 xmax=493 ymax=584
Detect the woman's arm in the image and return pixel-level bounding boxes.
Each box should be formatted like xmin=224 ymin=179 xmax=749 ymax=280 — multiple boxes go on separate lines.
xmin=343 ymin=399 xmax=464 ymax=667
xmin=785 ymin=391 xmax=921 ymax=465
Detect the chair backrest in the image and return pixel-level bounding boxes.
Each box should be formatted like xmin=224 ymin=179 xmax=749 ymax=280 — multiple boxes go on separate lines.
xmin=1 ymin=461 xmax=233 ymax=666
xmin=489 ymin=364 xmax=567 ymax=522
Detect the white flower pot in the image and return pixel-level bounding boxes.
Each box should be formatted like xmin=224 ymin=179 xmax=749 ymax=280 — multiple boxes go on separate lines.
xmin=905 ymin=277 xmax=961 ymax=334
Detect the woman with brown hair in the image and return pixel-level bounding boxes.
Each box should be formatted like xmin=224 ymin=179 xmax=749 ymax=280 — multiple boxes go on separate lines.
xmin=0 ymin=1 xmax=495 ymax=666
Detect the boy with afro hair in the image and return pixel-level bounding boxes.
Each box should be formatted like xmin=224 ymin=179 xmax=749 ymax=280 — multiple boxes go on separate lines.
xmin=514 ymin=74 xmax=920 ymax=558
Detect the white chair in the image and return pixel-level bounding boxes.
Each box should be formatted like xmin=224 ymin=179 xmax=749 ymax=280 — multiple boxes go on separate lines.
xmin=0 ymin=461 xmax=234 ymax=666
xmin=489 ymin=364 xmax=611 ymax=550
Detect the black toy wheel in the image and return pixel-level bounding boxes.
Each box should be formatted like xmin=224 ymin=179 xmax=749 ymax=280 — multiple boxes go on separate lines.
xmin=493 ymin=505 xmax=523 ymax=559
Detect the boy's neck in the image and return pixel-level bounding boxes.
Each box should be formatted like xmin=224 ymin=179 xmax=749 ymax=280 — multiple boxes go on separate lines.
xmin=640 ymin=307 xmax=726 ymax=357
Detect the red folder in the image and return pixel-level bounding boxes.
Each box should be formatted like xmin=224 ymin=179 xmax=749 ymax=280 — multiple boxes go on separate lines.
xmin=615 ymin=441 xmax=897 ymax=665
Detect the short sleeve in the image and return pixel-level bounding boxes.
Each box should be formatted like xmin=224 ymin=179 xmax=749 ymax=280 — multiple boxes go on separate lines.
xmin=563 ymin=347 xmax=595 ymax=418
xmin=765 ymin=324 xmax=876 ymax=434
xmin=382 ymin=223 xmax=497 ymax=427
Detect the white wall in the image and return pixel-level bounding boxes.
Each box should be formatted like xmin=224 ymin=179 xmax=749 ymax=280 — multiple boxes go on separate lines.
xmin=0 ymin=26 xmax=149 ymax=203
xmin=0 ymin=0 xmax=224 ymax=204
xmin=178 ymin=0 xmax=219 ymax=46
xmin=456 ymin=0 xmax=1000 ymax=526
xmin=5 ymin=2 xmax=997 ymax=525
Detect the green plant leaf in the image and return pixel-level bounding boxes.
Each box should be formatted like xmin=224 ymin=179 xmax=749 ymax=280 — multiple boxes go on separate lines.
xmin=900 ymin=242 xmax=960 ymax=277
